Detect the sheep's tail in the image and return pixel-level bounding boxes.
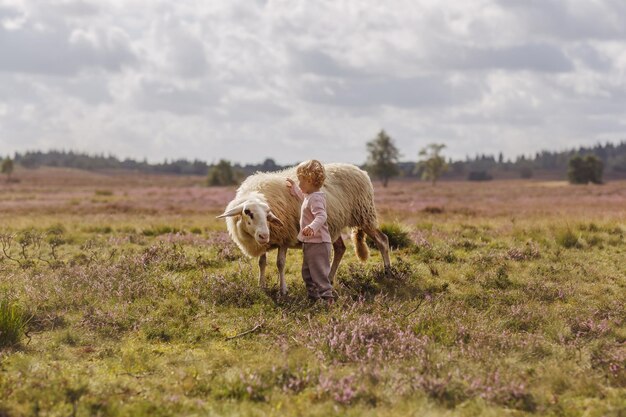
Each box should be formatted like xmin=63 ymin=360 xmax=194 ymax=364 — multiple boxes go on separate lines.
xmin=351 ymin=228 xmax=369 ymax=262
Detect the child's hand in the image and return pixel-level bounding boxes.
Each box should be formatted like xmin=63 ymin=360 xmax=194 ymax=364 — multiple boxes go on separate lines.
xmin=286 ymin=178 xmax=294 ymax=188
xmin=302 ymin=226 xmax=314 ymax=237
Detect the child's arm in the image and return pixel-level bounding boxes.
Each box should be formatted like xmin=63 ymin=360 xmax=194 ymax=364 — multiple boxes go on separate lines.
xmin=304 ymin=194 xmax=327 ymax=235
xmin=286 ymin=178 xmax=304 ymax=200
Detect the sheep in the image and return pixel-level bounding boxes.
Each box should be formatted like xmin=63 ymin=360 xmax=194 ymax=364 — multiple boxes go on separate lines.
xmin=217 ymin=163 xmax=391 ymax=294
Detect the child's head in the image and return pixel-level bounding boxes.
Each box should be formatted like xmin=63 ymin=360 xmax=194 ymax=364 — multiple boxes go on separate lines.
xmin=296 ymin=160 xmax=326 ymax=192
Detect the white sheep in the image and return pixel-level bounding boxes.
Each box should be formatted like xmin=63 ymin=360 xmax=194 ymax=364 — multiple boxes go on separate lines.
xmin=217 ymin=163 xmax=391 ymax=294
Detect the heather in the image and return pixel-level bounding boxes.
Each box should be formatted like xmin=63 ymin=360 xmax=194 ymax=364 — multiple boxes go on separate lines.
xmin=0 ymin=168 xmax=624 ymax=416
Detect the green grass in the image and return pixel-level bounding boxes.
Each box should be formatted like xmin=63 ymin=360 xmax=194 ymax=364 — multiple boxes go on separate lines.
xmin=0 ymin=214 xmax=624 ymax=416
xmin=0 ymin=295 xmax=29 ymax=348
xmin=367 ymin=222 xmax=413 ymax=250
xmin=94 ymin=189 xmax=114 ymax=196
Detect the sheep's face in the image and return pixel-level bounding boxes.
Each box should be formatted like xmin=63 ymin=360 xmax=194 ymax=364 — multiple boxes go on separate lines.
xmin=217 ymin=199 xmax=284 ymax=245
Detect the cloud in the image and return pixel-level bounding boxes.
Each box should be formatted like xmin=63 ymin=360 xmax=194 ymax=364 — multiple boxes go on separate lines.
xmin=0 ymin=23 xmax=136 ymax=76
xmin=462 ymin=43 xmax=574 ymax=73
xmin=568 ymin=44 xmax=612 ymax=71
xmin=300 ymin=75 xmax=482 ymax=109
xmin=0 ymin=4 xmax=20 ymax=21
xmin=289 ymin=48 xmax=368 ymax=79
xmin=146 ymin=13 xmax=211 ymax=79
xmin=0 ymin=0 xmax=625 ymax=164
xmin=134 ymin=78 xmax=221 ymax=115
xmin=496 ymin=0 xmax=626 ymax=41
xmin=51 ymin=0 xmax=100 ymax=17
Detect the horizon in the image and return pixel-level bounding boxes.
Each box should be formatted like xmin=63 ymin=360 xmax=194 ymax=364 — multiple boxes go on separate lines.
xmin=3 ymin=138 xmax=626 ymax=167
xmin=1 ymin=1 xmax=625 ymax=164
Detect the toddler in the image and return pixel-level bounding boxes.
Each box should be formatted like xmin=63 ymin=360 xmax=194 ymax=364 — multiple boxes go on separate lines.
xmin=286 ymin=160 xmax=334 ymax=303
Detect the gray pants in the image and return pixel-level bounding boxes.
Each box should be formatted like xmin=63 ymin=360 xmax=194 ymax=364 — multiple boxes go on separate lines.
xmin=302 ymin=242 xmax=333 ymax=300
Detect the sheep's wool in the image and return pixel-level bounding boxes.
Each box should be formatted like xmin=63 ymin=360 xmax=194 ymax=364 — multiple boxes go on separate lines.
xmin=223 ymin=163 xmax=379 ymax=258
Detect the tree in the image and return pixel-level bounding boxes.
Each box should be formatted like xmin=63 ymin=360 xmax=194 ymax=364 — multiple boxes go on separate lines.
xmin=260 ymin=158 xmax=279 ymax=172
xmin=519 ymin=166 xmax=533 ymax=179
xmin=418 ymin=143 xmax=448 ymax=185
xmin=365 ymin=130 xmax=400 ymax=187
xmin=568 ymin=155 xmax=603 ymax=184
xmin=2 ymin=158 xmax=14 ymax=181
xmin=586 ymin=155 xmax=604 ymax=184
xmin=207 ymin=159 xmax=238 ymax=186
xmin=467 ymin=171 xmax=493 ymax=181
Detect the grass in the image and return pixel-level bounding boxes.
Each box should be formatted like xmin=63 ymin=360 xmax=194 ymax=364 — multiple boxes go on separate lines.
xmin=0 ymin=295 xmax=29 ymax=348
xmin=367 ymin=222 xmax=413 ymax=250
xmin=0 ymin=170 xmax=624 ymax=416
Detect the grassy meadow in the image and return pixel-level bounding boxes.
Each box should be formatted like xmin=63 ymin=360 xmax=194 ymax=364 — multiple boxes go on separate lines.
xmin=0 ymin=167 xmax=625 ymax=416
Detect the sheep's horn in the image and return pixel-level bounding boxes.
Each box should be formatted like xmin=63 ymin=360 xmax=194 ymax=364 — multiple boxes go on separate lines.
xmin=217 ymin=203 xmax=244 ymax=219
xmin=267 ymin=211 xmax=284 ymax=226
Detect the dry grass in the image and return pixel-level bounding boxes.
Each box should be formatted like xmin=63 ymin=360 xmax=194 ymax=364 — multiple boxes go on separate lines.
xmin=0 ymin=169 xmax=624 ymax=416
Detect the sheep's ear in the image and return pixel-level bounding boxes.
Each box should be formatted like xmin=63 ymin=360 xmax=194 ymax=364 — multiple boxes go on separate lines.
xmin=217 ymin=203 xmax=244 ymax=219
xmin=267 ymin=211 xmax=284 ymax=226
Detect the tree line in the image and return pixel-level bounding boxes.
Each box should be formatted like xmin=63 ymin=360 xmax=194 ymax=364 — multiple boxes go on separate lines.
xmin=207 ymin=131 xmax=622 ymax=186
xmin=8 ymin=150 xmax=210 ymax=175
xmin=364 ymin=130 xmax=615 ymax=186
xmin=2 ymin=135 xmax=625 ymax=185
xmin=0 ymin=150 xmax=280 ymax=179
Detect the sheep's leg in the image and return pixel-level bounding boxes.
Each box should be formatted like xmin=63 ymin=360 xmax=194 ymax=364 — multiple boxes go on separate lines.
xmin=364 ymin=227 xmax=391 ymax=270
xmin=277 ymin=246 xmax=288 ymax=295
xmin=329 ymin=236 xmax=346 ymax=284
xmin=258 ymin=253 xmax=267 ymax=288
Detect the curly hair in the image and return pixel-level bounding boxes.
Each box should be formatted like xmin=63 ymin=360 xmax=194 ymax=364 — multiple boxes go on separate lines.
xmin=296 ymin=159 xmax=326 ymax=188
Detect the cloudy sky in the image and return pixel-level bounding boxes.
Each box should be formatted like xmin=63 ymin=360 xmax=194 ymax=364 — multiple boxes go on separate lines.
xmin=1 ymin=0 xmax=625 ymax=165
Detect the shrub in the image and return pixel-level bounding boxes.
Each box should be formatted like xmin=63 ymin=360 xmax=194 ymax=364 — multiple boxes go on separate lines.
xmin=57 ymin=330 xmax=80 ymax=346
xmin=416 ymin=375 xmax=469 ymax=408
xmin=46 ymin=223 xmax=67 ymax=235
xmin=307 ymin=305 xmax=429 ymax=364
xmin=207 ymin=159 xmax=240 ymax=186
xmin=482 ymin=265 xmax=514 ymax=290
xmin=84 ymin=225 xmax=113 ymax=234
xmin=568 ymin=154 xmax=603 ymax=184
xmin=317 ymin=371 xmax=382 ymax=405
xmin=337 ymin=258 xmax=423 ymax=299
xmin=519 ymin=166 xmax=533 ymax=179
xmin=467 ymin=171 xmax=493 ymax=181
xmin=337 ymin=263 xmax=380 ymax=298
xmin=94 ymin=189 xmax=113 ymax=196
xmin=556 ymin=229 xmax=580 ymax=249
xmin=506 ymin=241 xmax=540 ymax=261
xmin=142 ymin=225 xmax=181 ymax=236
xmin=0 ymin=295 xmax=29 ymax=348
xmin=422 ymin=206 xmax=444 ymax=214
xmin=195 ymin=270 xmax=271 ymax=307
xmin=215 ymin=367 xmax=316 ymax=403
xmin=2 ymin=157 xmax=14 ymax=181
xmin=367 ymin=222 xmax=412 ymax=250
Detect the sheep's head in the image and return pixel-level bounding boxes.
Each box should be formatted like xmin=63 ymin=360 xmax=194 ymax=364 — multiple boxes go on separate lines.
xmin=217 ymin=199 xmax=284 ymax=245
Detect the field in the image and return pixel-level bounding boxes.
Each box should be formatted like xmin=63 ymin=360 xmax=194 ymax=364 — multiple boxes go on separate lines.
xmin=0 ymin=167 xmax=625 ymax=417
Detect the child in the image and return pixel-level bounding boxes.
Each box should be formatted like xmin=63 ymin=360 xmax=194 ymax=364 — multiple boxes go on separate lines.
xmin=286 ymin=160 xmax=334 ymax=303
